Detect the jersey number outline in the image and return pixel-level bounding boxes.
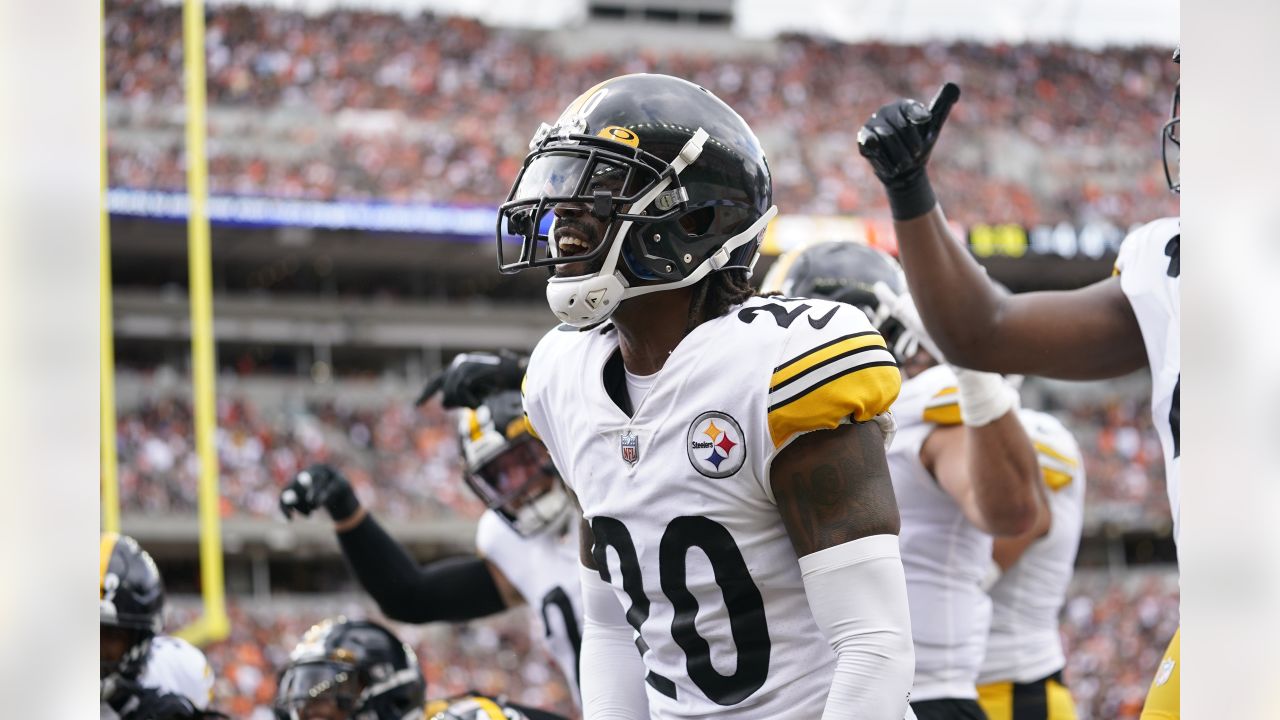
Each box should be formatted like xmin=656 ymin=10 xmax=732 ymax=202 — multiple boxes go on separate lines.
xmin=540 ymin=586 xmax=583 ymax=691
xmin=1169 ymin=374 xmax=1180 ymax=458
xmin=591 ymin=515 xmax=772 ymax=706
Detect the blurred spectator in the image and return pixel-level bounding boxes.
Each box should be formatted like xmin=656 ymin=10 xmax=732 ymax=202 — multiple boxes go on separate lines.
xmin=1061 ymin=572 xmax=1179 ymax=720
xmin=116 ymin=394 xmax=480 ymax=520
xmin=105 ymin=1 xmax=1178 ymax=227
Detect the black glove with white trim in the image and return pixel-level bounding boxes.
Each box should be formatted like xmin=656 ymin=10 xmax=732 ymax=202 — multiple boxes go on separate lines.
xmin=279 ymin=463 xmax=360 ymax=523
xmin=415 ymin=349 xmax=527 ymax=409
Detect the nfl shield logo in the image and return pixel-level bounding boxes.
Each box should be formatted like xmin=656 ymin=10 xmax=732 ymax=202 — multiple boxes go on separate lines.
xmin=620 ymin=431 xmax=639 ymax=466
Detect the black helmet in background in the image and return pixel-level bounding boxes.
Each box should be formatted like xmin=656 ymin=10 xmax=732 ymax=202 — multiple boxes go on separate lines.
xmin=100 ymin=532 xmax=165 ymax=688
xmin=275 ymin=618 xmax=426 ymax=720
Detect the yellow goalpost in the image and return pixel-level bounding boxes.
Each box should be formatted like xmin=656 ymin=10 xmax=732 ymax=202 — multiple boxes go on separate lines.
xmin=101 ymin=0 xmax=228 ymax=644
xmin=173 ymin=0 xmax=230 ymax=646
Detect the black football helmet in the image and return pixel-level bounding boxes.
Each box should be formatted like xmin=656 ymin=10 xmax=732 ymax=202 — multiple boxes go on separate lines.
xmin=275 ymin=618 xmax=425 ymax=720
xmin=497 ymin=73 xmax=778 ymax=327
xmin=100 ymin=533 xmax=165 ymax=687
xmin=456 ymin=390 xmax=569 ymax=537
xmin=761 ymin=240 xmax=917 ymax=362
xmin=1162 ymin=46 xmax=1180 ymax=194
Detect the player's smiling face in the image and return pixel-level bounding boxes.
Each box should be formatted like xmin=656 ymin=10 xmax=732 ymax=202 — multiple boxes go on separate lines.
xmin=551 ymin=164 xmax=629 ymax=278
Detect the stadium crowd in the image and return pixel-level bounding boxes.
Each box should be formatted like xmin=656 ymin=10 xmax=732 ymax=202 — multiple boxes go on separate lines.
xmin=168 ymin=571 xmax=1176 ymax=720
xmin=116 ymin=389 xmax=1168 ymax=529
xmin=115 ymin=393 xmax=482 ymax=521
xmin=1060 ymin=572 xmax=1180 ymax=720
xmin=105 ymin=1 xmax=1178 ymax=227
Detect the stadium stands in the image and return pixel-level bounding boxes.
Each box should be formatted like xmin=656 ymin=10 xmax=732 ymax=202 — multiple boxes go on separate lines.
xmin=105 ymin=2 xmax=1178 ymax=227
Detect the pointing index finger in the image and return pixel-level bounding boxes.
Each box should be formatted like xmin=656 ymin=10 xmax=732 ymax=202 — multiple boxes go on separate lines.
xmin=928 ymin=82 xmax=961 ymax=131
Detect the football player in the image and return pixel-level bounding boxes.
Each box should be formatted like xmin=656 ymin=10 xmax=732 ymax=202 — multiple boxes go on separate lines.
xmin=275 ymin=617 xmax=567 ymax=720
xmin=100 ymin=532 xmax=219 ymax=720
xmin=763 ymin=241 xmax=1045 ymax=720
xmin=857 ymin=49 xmax=1180 ymax=720
xmin=280 ymin=380 xmax=582 ymax=710
xmin=502 ymin=73 xmax=916 ymax=719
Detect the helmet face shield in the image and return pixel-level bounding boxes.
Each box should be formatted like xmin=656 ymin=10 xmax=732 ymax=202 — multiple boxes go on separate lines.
xmin=275 ymin=662 xmax=360 ymax=719
xmin=465 ymin=435 xmax=567 ymax=535
xmin=497 ymin=135 xmax=675 ymax=275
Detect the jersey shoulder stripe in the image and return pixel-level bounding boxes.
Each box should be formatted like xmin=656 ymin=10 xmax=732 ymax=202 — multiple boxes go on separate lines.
xmin=762 ymin=300 xmax=901 ymax=449
xmin=921 ymin=385 xmax=962 ymax=426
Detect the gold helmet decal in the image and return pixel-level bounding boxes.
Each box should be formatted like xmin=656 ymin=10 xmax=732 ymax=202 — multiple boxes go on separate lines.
xmin=597 ymin=125 xmax=640 ymax=148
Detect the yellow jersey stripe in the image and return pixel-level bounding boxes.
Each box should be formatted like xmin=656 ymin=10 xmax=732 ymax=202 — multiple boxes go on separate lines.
xmin=1042 ymin=467 xmax=1074 ymax=491
xmin=768 ymin=363 xmax=900 ymax=448
xmin=922 ymin=401 xmax=962 ymax=426
xmin=100 ymin=532 xmax=119 ymax=596
xmin=771 ymin=331 xmax=883 ymax=389
xmin=933 ymin=386 xmax=958 ymax=398
xmin=1034 ymin=441 xmax=1079 ymax=469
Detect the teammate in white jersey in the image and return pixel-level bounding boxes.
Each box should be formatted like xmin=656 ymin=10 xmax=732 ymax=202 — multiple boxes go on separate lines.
xmin=764 ymin=242 xmax=1045 ymax=720
xmin=501 ymin=73 xmax=916 ymax=719
xmin=857 ymin=48 xmax=1180 ymax=720
xmin=281 ymin=364 xmax=583 ymax=710
xmin=101 ymin=533 xmax=217 ymax=720
xmin=976 ymin=409 xmax=1086 ymax=720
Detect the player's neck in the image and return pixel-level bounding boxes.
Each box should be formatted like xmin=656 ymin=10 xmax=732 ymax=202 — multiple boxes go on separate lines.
xmin=612 ymin=288 xmax=697 ymax=376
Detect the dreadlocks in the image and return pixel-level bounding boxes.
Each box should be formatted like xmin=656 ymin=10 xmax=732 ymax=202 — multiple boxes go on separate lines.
xmin=685 ymin=268 xmax=756 ymax=334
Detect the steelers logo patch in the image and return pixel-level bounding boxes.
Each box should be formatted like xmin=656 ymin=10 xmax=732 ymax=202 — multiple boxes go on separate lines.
xmin=686 ymin=411 xmax=746 ymax=478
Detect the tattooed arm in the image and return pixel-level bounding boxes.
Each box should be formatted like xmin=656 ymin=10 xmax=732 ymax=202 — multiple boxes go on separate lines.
xmin=772 ymin=420 xmax=901 ymax=554
xmin=771 ymin=421 xmax=915 ymax=719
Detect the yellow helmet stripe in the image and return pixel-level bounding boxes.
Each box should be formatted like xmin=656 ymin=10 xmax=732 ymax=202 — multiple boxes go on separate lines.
xmin=100 ymin=532 xmax=120 ymax=597
xmin=472 ymin=697 xmax=508 ymax=720
xmin=466 ymin=409 xmax=484 ymax=443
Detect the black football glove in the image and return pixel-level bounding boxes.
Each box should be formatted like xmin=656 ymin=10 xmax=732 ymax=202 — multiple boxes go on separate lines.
xmin=128 ymin=690 xmax=200 ymax=720
xmin=857 ymin=82 xmax=961 ymax=221
xmin=415 ymin=349 xmax=528 ymax=409
xmin=107 ymin=679 xmax=213 ymax=720
xmin=279 ymin=463 xmax=361 ymax=522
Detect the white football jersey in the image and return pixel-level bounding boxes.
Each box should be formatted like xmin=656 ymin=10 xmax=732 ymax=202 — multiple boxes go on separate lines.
xmin=476 ymin=509 xmax=584 ymax=708
xmin=887 ymin=364 xmax=992 ymax=702
xmin=101 ymin=635 xmax=215 ymax=719
xmin=1115 ymin=217 xmax=1181 ymax=542
xmin=977 ymin=409 xmax=1086 ymax=685
xmin=524 ymin=295 xmax=901 ymax=719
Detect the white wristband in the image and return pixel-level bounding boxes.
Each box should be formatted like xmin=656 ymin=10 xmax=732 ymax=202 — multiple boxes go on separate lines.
xmin=953 ymin=367 xmax=1019 ymax=427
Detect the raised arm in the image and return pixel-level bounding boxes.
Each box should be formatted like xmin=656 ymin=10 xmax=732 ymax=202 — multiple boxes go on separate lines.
xmin=771 ymin=421 xmax=914 ymax=720
xmin=858 ymin=84 xmax=1147 ymax=379
xmin=279 ymin=464 xmax=513 ymax=622
xmin=923 ymin=414 xmax=1044 ymax=537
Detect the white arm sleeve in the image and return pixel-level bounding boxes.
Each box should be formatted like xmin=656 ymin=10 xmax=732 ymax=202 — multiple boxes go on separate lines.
xmin=799 ymin=534 xmax=916 ymax=720
xmin=579 ymin=565 xmax=651 ymax=720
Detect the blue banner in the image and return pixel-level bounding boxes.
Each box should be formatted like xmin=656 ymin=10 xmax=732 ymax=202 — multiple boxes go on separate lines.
xmin=106 ymin=189 xmax=496 ymax=238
